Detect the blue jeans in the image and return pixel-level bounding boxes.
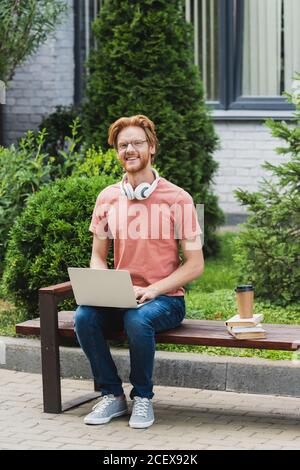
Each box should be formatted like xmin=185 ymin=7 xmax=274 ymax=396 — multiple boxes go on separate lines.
xmin=74 ymin=295 xmax=185 ymax=400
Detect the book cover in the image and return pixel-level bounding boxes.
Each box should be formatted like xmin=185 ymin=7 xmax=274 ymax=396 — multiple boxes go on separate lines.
xmin=227 ymin=324 xmax=266 ymax=339
xmin=225 ymin=313 xmax=264 ymax=328
xmin=228 ymin=324 xmax=264 ymax=333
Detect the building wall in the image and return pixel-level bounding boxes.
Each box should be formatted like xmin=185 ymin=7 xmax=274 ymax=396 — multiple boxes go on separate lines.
xmin=3 ymin=0 xmax=74 ymax=145
xmin=213 ymin=121 xmax=285 ymax=219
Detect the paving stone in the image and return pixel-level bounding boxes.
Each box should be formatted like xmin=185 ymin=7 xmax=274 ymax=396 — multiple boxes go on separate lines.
xmin=1 ymin=370 xmax=300 ymax=450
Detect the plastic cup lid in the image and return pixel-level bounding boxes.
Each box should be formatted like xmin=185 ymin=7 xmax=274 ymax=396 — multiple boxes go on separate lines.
xmin=235 ymin=285 xmax=254 ymax=292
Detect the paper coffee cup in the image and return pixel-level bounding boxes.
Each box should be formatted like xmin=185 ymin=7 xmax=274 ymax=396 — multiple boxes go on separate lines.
xmin=235 ymin=285 xmax=254 ymax=319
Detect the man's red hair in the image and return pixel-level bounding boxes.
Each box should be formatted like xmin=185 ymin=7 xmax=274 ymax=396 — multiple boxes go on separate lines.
xmin=108 ymin=114 xmax=158 ymax=162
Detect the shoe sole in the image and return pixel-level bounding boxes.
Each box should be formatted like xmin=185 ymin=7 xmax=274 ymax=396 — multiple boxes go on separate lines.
xmin=129 ymin=419 xmax=155 ymax=429
xmin=84 ymin=409 xmax=128 ymax=425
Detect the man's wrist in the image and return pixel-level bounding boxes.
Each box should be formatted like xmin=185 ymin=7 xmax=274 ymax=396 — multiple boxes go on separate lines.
xmin=149 ymin=285 xmax=162 ymax=296
xmin=90 ymin=260 xmax=108 ymax=269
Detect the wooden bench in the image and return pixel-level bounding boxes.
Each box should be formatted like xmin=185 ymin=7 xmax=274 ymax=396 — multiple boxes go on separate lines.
xmin=16 ymin=281 xmax=300 ymax=414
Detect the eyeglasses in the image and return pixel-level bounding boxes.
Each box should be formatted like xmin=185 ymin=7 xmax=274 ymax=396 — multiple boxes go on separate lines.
xmin=117 ymin=140 xmax=147 ymax=152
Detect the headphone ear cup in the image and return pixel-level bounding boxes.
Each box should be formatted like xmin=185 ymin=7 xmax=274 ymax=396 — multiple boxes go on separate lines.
xmin=123 ymin=183 xmax=135 ymax=200
xmin=134 ymin=183 xmax=151 ymax=200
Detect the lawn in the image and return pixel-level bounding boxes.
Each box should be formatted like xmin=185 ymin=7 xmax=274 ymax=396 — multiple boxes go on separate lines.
xmin=1 ymin=232 xmax=300 ymax=361
xmin=0 ymin=298 xmax=27 ymax=336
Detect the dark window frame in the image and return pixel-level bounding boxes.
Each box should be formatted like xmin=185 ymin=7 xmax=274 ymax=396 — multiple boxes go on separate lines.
xmin=208 ymin=0 xmax=294 ymax=111
xmin=74 ymin=0 xmax=84 ymax=104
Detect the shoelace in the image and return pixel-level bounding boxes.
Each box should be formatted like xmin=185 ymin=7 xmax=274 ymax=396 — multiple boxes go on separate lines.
xmin=132 ymin=398 xmax=150 ymax=417
xmin=92 ymin=395 xmax=115 ymax=412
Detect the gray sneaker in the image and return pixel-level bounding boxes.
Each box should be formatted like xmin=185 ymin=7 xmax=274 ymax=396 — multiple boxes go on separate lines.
xmin=84 ymin=394 xmax=128 ymax=425
xmin=129 ymin=397 xmax=155 ymax=429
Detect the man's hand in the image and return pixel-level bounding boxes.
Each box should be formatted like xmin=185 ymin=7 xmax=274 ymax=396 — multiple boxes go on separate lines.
xmin=133 ymin=285 xmax=160 ymax=304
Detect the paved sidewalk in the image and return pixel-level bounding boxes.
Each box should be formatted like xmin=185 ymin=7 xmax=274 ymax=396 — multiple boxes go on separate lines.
xmin=1 ymin=369 xmax=300 ymax=450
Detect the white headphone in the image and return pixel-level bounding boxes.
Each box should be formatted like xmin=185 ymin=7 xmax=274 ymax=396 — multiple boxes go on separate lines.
xmin=120 ymin=168 xmax=160 ymax=200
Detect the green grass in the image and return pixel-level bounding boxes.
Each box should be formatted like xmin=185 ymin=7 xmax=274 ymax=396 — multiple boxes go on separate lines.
xmin=1 ymin=232 xmax=300 ymax=361
xmin=188 ymin=231 xmax=239 ymax=293
xmin=0 ymin=299 xmax=27 ymax=336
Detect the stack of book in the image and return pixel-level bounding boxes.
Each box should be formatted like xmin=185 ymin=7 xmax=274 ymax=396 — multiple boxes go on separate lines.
xmin=225 ymin=313 xmax=266 ymax=339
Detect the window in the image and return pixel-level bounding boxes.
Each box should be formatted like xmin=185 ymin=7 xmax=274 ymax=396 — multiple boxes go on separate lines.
xmin=74 ymin=0 xmax=103 ymax=104
xmin=185 ymin=0 xmax=219 ymax=102
xmin=74 ymin=1 xmax=299 ymax=111
xmin=186 ymin=0 xmax=300 ymax=110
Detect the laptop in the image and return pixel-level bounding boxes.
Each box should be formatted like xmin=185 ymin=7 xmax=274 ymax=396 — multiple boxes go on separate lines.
xmin=67 ymin=267 xmax=153 ymax=309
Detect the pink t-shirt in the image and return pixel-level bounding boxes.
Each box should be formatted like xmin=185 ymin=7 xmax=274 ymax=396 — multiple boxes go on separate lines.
xmin=89 ymin=177 xmax=201 ymax=296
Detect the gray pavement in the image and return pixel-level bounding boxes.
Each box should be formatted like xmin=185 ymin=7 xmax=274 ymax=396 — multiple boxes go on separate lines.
xmin=1 ymin=369 xmax=300 ymax=450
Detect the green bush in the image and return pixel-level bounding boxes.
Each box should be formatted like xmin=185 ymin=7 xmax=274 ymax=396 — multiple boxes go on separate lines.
xmin=38 ymin=104 xmax=83 ymax=160
xmin=1 ymin=175 xmax=116 ymax=318
xmin=234 ymin=75 xmax=300 ymax=305
xmin=0 ymin=130 xmax=52 ymax=270
xmin=73 ymin=145 xmax=123 ymax=180
xmin=83 ymin=0 xmax=224 ymax=256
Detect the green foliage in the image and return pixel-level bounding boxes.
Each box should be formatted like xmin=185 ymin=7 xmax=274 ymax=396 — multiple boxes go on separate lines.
xmin=50 ymin=116 xmax=84 ymax=178
xmin=38 ymin=104 xmax=83 ymax=160
xmin=83 ymin=0 xmax=224 ymax=256
xmin=0 ymin=0 xmax=67 ymax=83
xmin=73 ymin=145 xmax=123 ymax=180
xmin=0 ymin=130 xmax=52 ymax=269
xmin=1 ymin=175 xmax=116 ymax=318
xmin=0 ymin=300 xmax=27 ymax=337
xmin=234 ymin=75 xmax=300 ymax=305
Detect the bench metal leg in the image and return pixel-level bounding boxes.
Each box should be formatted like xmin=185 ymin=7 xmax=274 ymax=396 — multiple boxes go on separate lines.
xmin=61 ymin=392 xmax=101 ymax=412
xmin=40 ymin=292 xmax=62 ymax=413
xmin=40 ymin=292 xmax=102 ymax=413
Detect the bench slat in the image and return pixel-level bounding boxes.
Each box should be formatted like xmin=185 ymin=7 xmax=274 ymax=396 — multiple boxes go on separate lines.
xmin=16 ymin=311 xmax=300 ymax=351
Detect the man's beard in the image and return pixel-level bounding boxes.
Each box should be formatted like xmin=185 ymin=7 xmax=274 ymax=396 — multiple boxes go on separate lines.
xmin=124 ymin=152 xmax=151 ymax=174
